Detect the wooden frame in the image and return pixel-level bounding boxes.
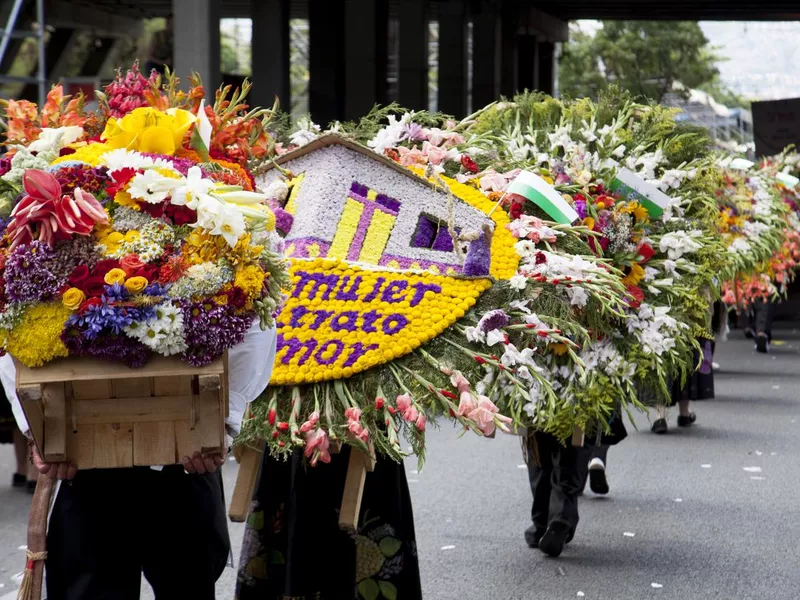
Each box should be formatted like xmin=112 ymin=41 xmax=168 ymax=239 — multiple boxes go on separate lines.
xmin=15 ymin=355 xmax=228 ymax=468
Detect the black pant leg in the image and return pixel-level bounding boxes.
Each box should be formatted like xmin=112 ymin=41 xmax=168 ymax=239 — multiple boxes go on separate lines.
xmin=46 ymin=471 xmax=143 ymax=600
xmin=548 ymin=440 xmax=583 ymax=530
xmin=754 ymin=300 xmax=776 ymax=338
xmin=527 ymin=432 xmax=554 ymax=532
xmin=143 ymin=466 xmax=231 ymax=600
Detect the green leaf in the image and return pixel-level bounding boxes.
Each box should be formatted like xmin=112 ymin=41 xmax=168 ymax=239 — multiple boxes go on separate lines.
xmin=378 ymin=581 xmax=398 ymax=600
xmin=358 ymin=578 xmax=380 ymax=600
xmin=379 ymin=536 xmax=402 ymax=557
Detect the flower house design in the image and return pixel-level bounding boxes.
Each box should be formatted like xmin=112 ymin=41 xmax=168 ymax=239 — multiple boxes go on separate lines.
xmin=259 ymin=135 xmax=494 ymax=276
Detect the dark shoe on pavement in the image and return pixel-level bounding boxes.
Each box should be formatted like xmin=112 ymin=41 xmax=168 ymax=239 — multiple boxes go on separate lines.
xmin=755 ymin=334 xmax=769 ymax=354
xmin=588 ymin=458 xmax=610 ymax=495
xmin=12 ymin=473 xmax=25 ymax=488
xmin=539 ymin=523 xmax=571 ymax=558
xmin=26 ymin=480 xmax=36 ymax=494
xmin=744 ymin=327 xmax=755 ymax=339
xmin=525 ymin=525 xmax=546 ymax=548
xmin=651 ymin=418 xmax=668 ymax=434
xmin=677 ymin=412 xmax=697 ymax=427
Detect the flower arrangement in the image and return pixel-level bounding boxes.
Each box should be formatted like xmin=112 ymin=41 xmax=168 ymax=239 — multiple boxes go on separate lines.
xmin=0 ymin=66 xmax=288 ymax=368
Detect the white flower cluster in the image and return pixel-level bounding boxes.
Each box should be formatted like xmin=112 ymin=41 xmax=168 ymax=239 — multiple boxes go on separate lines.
xmin=625 ymin=303 xmax=686 ymax=356
xmin=290 ymin=118 xmax=322 ymax=147
xmin=580 ymin=338 xmax=636 ymax=379
xmin=125 ymin=302 xmax=187 ymax=355
xmin=367 ymin=113 xmax=413 ymax=155
xmin=658 ymin=230 xmax=703 ymax=260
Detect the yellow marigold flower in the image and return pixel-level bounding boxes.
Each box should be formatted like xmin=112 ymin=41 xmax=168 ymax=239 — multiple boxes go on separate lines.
xmin=104 ymin=268 xmax=127 ymax=285
xmin=235 ymin=264 xmax=266 ymax=301
xmin=2 ymin=303 xmax=71 ymax=367
xmin=621 ymin=263 xmax=645 ymax=287
xmin=124 ymin=276 xmax=148 ymax=294
xmin=62 ymin=287 xmax=85 ymax=310
xmin=50 ymin=142 xmax=113 ymax=167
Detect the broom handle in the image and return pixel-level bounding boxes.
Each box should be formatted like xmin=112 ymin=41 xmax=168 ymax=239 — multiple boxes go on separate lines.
xmin=18 ymin=474 xmax=54 ymax=600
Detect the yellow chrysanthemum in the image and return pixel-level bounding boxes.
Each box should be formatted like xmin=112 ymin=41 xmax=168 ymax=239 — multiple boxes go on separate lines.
xmin=621 ymin=263 xmax=645 ymax=287
xmin=2 ymin=303 xmax=72 ymax=367
xmin=50 ymin=142 xmax=114 ymax=167
xmin=235 ymin=264 xmax=266 ymax=303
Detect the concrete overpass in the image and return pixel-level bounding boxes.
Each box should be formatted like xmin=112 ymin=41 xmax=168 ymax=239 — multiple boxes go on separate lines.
xmin=2 ymin=0 xmax=800 ymax=122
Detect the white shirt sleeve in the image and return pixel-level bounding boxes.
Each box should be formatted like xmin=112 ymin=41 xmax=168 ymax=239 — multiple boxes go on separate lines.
xmin=225 ymin=321 xmax=278 ymax=437
xmin=0 ymin=354 xmax=29 ymax=436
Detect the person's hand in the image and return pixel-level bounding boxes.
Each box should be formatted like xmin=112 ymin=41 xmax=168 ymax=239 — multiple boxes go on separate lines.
xmin=182 ymin=450 xmax=226 ymax=475
xmin=31 ymin=444 xmax=78 ymax=480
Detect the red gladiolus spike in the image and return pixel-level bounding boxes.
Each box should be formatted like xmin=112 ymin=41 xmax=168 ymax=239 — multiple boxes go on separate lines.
xmin=474 ymin=356 xmax=486 ymax=364
xmin=277 ymin=421 xmax=289 ymax=431
xmin=538 ymin=331 xmax=549 ymax=337
xmin=440 ymin=390 xmax=457 ymax=400
xmin=375 ymin=397 xmax=385 ymax=409
xmin=388 ymin=406 xmax=396 ymax=415
xmin=267 ymin=408 xmax=276 ymax=426
xmin=271 ymin=430 xmax=279 ymax=439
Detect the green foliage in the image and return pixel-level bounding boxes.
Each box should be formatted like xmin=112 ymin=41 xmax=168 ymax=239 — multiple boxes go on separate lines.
xmin=560 ymin=21 xmax=721 ymax=102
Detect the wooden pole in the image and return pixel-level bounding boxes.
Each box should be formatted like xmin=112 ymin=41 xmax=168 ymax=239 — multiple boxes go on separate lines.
xmin=17 ymin=474 xmax=54 ymax=600
xmin=228 ymin=439 xmax=265 ymax=523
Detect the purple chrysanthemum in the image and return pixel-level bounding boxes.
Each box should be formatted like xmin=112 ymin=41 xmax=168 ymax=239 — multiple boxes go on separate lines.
xmin=412 ymin=217 xmax=437 ymax=248
xmin=477 ymin=309 xmax=510 ymax=333
xmin=402 ymin=122 xmax=426 ymax=142
xmin=62 ymin=326 xmax=149 ymax=368
xmin=4 ymin=241 xmax=62 ymax=302
xmin=180 ymin=300 xmax=251 ymax=366
xmin=139 ymin=153 xmax=208 ymax=178
xmin=462 ymin=232 xmax=491 ymax=276
xmin=574 ymin=199 xmax=588 ymax=220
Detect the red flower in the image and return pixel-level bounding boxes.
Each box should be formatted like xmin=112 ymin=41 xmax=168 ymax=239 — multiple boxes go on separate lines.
xmin=375 ymin=397 xmax=385 ymax=410
xmin=509 ymin=201 xmax=524 ymax=220
xmin=68 ymin=264 xmax=91 ymax=289
xmin=84 ymin=276 xmax=108 ymax=297
xmin=133 ymin=263 xmax=160 ymax=282
xmin=535 ymin=251 xmax=547 ymax=265
xmin=138 ymin=201 xmax=165 ymax=219
xmin=105 ymin=167 xmax=136 ymax=198
xmin=626 ymin=284 xmax=645 ymax=309
xmin=460 ymin=154 xmax=479 ymax=174
xmin=93 ymin=259 xmax=121 ymax=276
xmin=119 ymin=254 xmax=145 ymax=276
xmin=267 ymin=408 xmax=277 ymax=426
xmin=79 ymin=297 xmax=103 ymax=313
xmin=636 ymin=243 xmax=655 ymax=264
xmin=384 ymin=148 xmax=400 ymax=162
xmin=165 ymin=203 xmax=196 ymax=226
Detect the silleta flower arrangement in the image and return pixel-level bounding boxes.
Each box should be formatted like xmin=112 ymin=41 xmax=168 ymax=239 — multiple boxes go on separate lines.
xmin=0 ymin=66 xmax=288 ymax=368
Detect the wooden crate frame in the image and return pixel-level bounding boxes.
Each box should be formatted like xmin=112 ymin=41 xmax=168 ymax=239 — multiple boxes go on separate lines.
xmin=15 ymin=355 xmax=229 ymax=469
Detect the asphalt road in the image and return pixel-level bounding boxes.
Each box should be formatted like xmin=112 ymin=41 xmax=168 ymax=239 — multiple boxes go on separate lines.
xmin=0 ymin=325 xmax=798 ymax=599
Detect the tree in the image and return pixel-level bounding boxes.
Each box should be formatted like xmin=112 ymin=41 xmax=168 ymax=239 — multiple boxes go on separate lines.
xmin=560 ymin=21 xmax=720 ymax=103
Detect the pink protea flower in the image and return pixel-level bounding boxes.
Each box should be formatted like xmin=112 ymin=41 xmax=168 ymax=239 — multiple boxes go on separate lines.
xmin=7 ymin=170 xmax=107 ymax=249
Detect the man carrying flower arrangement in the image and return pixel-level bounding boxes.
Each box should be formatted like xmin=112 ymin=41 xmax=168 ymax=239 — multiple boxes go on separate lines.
xmin=0 ymin=68 xmax=287 ymax=598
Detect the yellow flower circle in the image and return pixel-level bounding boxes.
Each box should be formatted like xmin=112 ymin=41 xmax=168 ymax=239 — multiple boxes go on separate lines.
xmin=104 ymin=268 xmax=127 ymax=285
xmin=124 ymin=276 xmax=149 ymax=294
xmin=62 ymin=287 xmax=86 ymax=310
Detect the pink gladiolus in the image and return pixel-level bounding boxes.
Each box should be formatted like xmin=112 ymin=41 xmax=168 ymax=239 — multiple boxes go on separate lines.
xmin=396 ymin=394 xmax=412 ymax=412
xmin=398 ymin=146 xmax=427 ymax=167
xmin=422 ymin=141 xmax=448 ymax=165
xmin=457 ymin=391 xmax=477 ymax=417
xmin=344 ymin=407 xmax=362 ymax=422
xmin=449 ymin=371 xmax=471 ymax=394
xmin=415 ymin=413 xmax=427 ymax=432
xmin=467 ymin=395 xmax=512 ymax=436
xmin=299 ymin=410 xmax=320 ymax=433
xmin=303 ymin=427 xmax=331 ymax=466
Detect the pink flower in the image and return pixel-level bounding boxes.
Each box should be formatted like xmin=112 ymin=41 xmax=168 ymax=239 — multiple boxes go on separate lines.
xmin=395 ymin=393 xmax=418 ymax=422
xmin=344 ymin=407 xmax=362 ymax=422
xmin=467 ymin=396 xmax=512 ymax=436
xmin=303 ymin=427 xmax=331 ymax=466
xmin=479 ymin=170 xmax=508 ymax=192
xmin=398 ymin=146 xmax=427 ymax=167
xmin=415 ymin=413 xmax=426 ymax=432
xmin=299 ymin=410 xmax=320 ymax=433
xmin=422 ymin=141 xmax=448 ymax=165
xmin=449 ymin=371 xmax=471 ymax=394
xmin=396 ymin=394 xmax=412 ymax=412
xmin=457 ymin=391 xmax=477 ymax=417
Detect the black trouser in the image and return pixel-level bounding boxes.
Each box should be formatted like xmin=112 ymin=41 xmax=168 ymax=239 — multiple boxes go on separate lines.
xmin=46 ymin=465 xmax=230 ymax=600
xmin=526 ymin=431 xmax=585 ymax=534
xmin=752 ymin=299 xmax=776 ymax=340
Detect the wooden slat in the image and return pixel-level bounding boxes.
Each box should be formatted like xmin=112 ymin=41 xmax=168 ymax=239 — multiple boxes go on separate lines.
xmin=229 ymin=440 xmax=265 ymax=522
xmin=15 ymin=355 xmax=225 ymax=386
xmin=72 ymin=379 xmax=111 ymax=400
xmin=42 ymin=383 xmax=67 ymax=462
xmin=174 ymin=420 xmax=201 ymax=462
xmin=18 ymin=386 xmax=44 ymax=460
xmin=133 ymin=421 xmax=177 ymax=466
xmin=73 ymin=395 xmax=193 ymax=425
xmin=153 ymin=375 xmax=192 ymax=396
xmin=197 ymin=390 xmax=224 ymax=454
xmin=93 ymin=423 xmax=133 ymax=468
xmin=339 ymin=449 xmax=368 ymax=532
xmin=67 ymin=424 xmax=95 ymax=469
xmin=111 ymin=377 xmax=152 ymax=399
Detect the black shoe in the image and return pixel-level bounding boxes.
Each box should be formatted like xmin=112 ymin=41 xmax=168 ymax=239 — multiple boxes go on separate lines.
xmin=588 ymin=459 xmax=610 ymax=495
xmin=651 ymin=418 xmax=668 ymax=434
xmin=12 ymin=473 xmax=25 ymax=488
xmin=677 ymin=412 xmax=697 ymax=427
xmin=539 ymin=522 xmax=571 ymax=558
xmin=525 ymin=525 xmax=546 ymax=548
xmin=744 ymin=327 xmax=755 ymax=339
xmin=756 ymin=334 xmax=769 ymax=354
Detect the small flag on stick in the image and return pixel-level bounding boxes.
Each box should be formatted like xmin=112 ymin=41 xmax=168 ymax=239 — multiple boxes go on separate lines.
xmin=609 ymin=168 xmax=671 ymax=219
xmin=506 ymin=170 xmax=578 ymax=225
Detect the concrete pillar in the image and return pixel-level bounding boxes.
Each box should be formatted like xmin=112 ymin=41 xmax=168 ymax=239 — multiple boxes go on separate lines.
xmin=250 ymin=0 xmax=290 ymax=111
xmin=499 ymin=0 xmax=518 ymax=97
xmin=343 ymin=0 xmax=388 ymax=121
xmin=471 ymin=2 xmax=500 ymax=110
xmin=437 ymin=0 xmax=467 ymax=116
xmin=398 ymin=0 xmax=428 ymax=110
xmin=309 ymin=0 xmax=345 ymax=126
xmin=173 ymin=0 xmax=221 ymax=91
xmin=537 ymin=41 xmax=555 ymax=95
xmin=516 ymin=34 xmax=537 ymax=93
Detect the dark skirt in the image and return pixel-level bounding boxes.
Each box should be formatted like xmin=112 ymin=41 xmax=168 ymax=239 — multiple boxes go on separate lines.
xmin=670 ymin=338 xmax=715 ymax=404
xmin=235 ymin=446 xmax=422 ymax=600
xmin=0 ymin=389 xmax=15 ymax=444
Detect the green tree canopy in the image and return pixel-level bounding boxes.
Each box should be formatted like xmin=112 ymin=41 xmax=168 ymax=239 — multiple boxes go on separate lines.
xmin=560 ymin=21 xmax=721 ymax=103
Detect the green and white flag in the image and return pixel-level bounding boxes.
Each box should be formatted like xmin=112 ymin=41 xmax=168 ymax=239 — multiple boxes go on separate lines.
xmin=777 ymin=171 xmax=799 ymax=189
xmin=506 ymin=170 xmax=578 ymax=225
xmin=609 ymin=167 xmax=672 ymax=219
xmin=729 ymin=157 xmax=755 ymax=171
xmin=190 ymin=99 xmax=213 ymax=161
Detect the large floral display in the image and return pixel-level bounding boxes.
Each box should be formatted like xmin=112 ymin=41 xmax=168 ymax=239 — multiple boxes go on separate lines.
xmin=0 ymin=67 xmax=287 ymax=368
